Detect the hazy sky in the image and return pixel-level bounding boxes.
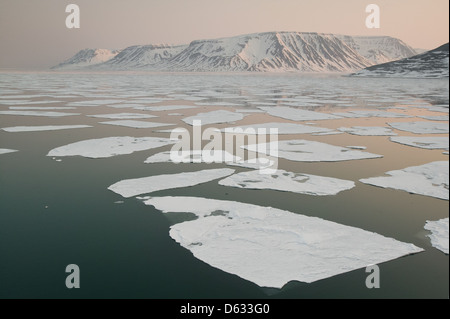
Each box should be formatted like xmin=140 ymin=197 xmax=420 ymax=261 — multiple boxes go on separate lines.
xmin=0 ymin=0 xmax=448 ymax=69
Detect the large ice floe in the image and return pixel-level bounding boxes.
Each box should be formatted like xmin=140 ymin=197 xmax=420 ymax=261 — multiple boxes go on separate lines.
xmin=332 ymin=110 xmax=412 ymax=119
xmin=218 ymin=170 xmax=355 ymax=196
xmin=390 ymin=136 xmax=449 ymax=150
xmin=0 ymin=111 xmax=80 ymax=117
xmin=245 ymin=140 xmax=382 ymax=162
xmin=47 ymin=137 xmax=175 ymax=159
xmin=182 ymin=110 xmax=244 ymax=126
xmin=360 ymin=161 xmax=449 ymax=200
xmin=144 ymin=150 xmax=240 ymax=164
xmin=89 ymin=113 xmax=157 ymax=120
xmin=2 ymin=125 xmax=92 ymax=133
xmin=0 ymin=148 xmax=17 ymax=155
xmin=133 ymin=105 xmax=197 ymax=112
xmin=108 ymin=168 xmax=235 ymax=198
xmin=222 ymin=122 xmax=332 ymax=135
xmin=259 ymin=107 xmax=340 ymax=121
xmin=388 ymin=121 xmax=449 ymax=134
xmin=338 ymin=126 xmax=397 ymax=136
xmin=424 ymin=218 xmax=449 ymax=254
xmin=99 ymin=120 xmax=174 ymax=129
xmin=144 ymin=196 xmax=423 ymax=288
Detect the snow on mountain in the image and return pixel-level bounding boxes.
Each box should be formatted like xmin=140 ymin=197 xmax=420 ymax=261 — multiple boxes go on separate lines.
xmin=52 ymin=32 xmax=418 ymax=72
xmin=52 ymin=49 xmax=120 ymax=70
xmin=336 ymin=35 xmax=417 ymax=64
xmin=352 ymin=43 xmax=449 ymax=78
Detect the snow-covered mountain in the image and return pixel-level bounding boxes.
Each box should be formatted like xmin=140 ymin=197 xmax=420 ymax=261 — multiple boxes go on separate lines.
xmin=53 ymin=32 xmax=418 ymax=72
xmin=52 ymin=49 xmax=121 ymax=70
xmin=352 ymin=43 xmax=449 ymax=78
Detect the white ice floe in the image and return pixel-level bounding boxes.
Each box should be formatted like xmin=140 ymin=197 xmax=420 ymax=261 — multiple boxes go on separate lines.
xmin=9 ymin=106 xmax=77 ymax=110
xmin=388 ymin=121 xmax=449 ymax=134
xmin=259 ymin=107 xmax=341 ymax=121
xmin=168 ymin=113 xmax=183 ymax=116
xmin=134 ymin=105 xmax=197 ymax=112
xmin=108 ymin=168 xmax=235 ymax=198
xmin=0 ymin=148 xmax=17 ymax=155
xmin=424 ymin=218 xmax=449 ymax=254
xmin=235 ymin=109 xmax=265 ymax=113
xmin=0 ymin=111 xmax=80 ymax=117
xmin=107 ymin=103 xmax=148 ymax=109
xmin=183 ymin=110 xmax=244 ymax=126
xmin=47 ymin=136 xmax=175 ymax=159
xmin=2 ymin=125 xmax=92 ymax=133
xmin=67 ymin=99 xmax=124 ymax=107
xmin=89 ymin=113 xmax=157 ymax=120
xmin=419 ymin=115 xmax=449 ymax=121
xmin=245 ymin=140 xmax=382 ymax=162
xmin=333 ymin=110 xmax=411 ymax=119
xmin=360 ymin=161 xmax=449 ymax=200
xmin=218 ymin=170 xmax=355 ymax=196
xmin=144 ymin=196 xmax=423 ymax=288
xmin=99 ymin=120 xmax=174 ymax=129
xmin=311 ymin=131 xmax=344 ymax=136
xmin=144 ymin=150 xmax=241 ymax=164
xmin=222 ymin=122 xmax=332 ymax=135
xmin=339 ymin=126 xmax=397 ymax=136
xmin=390 ymin=136 xmax=449 ymax=150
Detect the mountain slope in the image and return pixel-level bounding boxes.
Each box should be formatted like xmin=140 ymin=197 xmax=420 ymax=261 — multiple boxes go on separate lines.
xmin=52 ymin=49 xmax=120 ymax=70
xmin=352 ymin=43 xmax=449 ymax=78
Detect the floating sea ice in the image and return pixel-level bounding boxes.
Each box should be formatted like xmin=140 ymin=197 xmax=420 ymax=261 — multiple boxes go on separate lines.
xmin=339 ymin=126 xmax=397 ymax=136
xmin=2 ymin=125 xmax=92 ymax=133
xmin=108 ymin=168 xmax=235 ymax=198
xmin=388 ymin=121 xmax=449 ymax=134
xmin=346 ymin=146 xmax=367 ymax=150
xmin=360 ymin=161 xmax=449 ymax=200
xmin=67 ymin=100 xmax=124 ymax=107
xmin=144 ymin=196 xmax=423 ymax=288
xmin=390 ymin=136 xmax=449 ymax=150
xmin=222 ymin=122 xmax=332 ymax=135
xmin=333 ymin=110 xmax=411 ymax=119
xmin=259 ymin=107 xmax=341 ymax=121
xmin=134 ymin=105 xmax=197 ymax=112
xmin=107 ymin=103 xmax=148 ymax=109
xmin=47 ymin=136 xmax=175 ymax=159
xmin=235 ymin=109 xmax=265 ymax=113
xmin=0 ymin=111 xmax=80 ymax=117
xmin=9 ymin=106 xmax=77 ymax=110
xmin=99 ymin=120 xmax=174 ymax=129
xmin=424 ymin=218 xmax=449 ymax=254
xmin=244 ymin=140 xmax=382 ymax=162
xmin=0 ymin=149 xmax=17 ymax=155
xmin=89 ymin=113 xmax=158 ymax=120
xmin=182 ymin=110 xmax=244 ymax=126
xmin=419 ymin=115 xmax=449 ymax=121
xmin=311 ymin=131 xmax=344 ymax=136
xmin=218 ymin=170 xmax=355 ymax=196
xmin=144 ymin=150 xmax=241 ymax=164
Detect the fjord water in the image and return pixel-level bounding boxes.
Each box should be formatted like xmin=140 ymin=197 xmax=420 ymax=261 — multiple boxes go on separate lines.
xmin=0 ymin=72 xmax=448 ymax=298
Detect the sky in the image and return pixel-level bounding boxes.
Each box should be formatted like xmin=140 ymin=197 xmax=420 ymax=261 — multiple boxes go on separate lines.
xmin=0 ymin=0 xmax=448 ymax=69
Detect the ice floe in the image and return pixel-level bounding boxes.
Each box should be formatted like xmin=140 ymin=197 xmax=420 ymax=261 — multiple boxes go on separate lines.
xmin=89 ymin=113 xmax=157 ymax=120
xmin=0 ymin=111 xmax=80 ymax=117
xmin=144 ymin=150 xmax=240 ymax=164
xmin=339 ymin=126 xmax=397 ymax=136
xmin=419 ymin=115 xmax=449 ymax=121
xmin=47 ymin=136 xmax=175 ymax=159
xmin=360 ymin=161 xmax=449 ymax=200
xmin=99 ymin=120 xmax=174 ymax=129
xmin=390 ymin=136 xmax=449 ymax=150
xmin=2 ymin=125 xmax=92 ymax=133
xmin=388 ymin=121 xmax=449 ymax=134
xmin=223 ymin=122 xmax=332 ymax=135
xmin=108 ymin=168 xmax=235 ymax=198
xmin=9 ymin=106 xmax=77 ymax=110
xmin=259 ymin=107 xmax=341 ymax=121
xmin=218 ymin=170 xmax=355 ymax=196
xmin=245 ymin=140 xmax=383 ymax=162
xmin=134 ymin=105 xmax=197 ymax=112
xmin=0 ymin=148 xmax=17 ymax=155
xmin=144 ymin=196 xmax=423 ymax=288
xmin=333 ymin=110 xmax=412 ymax=119
xmin=424 ymin=218 xmax=449 ymax=254
xmin=183 ymin=110 xmax=244 ymax=126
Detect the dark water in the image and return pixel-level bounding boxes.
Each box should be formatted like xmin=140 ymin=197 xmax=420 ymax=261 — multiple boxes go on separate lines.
xmin=0 ymin=72 xmax=448 ymax=299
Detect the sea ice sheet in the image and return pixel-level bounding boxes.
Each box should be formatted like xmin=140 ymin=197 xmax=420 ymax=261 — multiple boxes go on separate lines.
xmin=144 ymin=196 xmax=423 ymax=288
xmin=223 ymin=122 xmax=332 ymax=135
xmin=388 ymin=121 xmax=449 ymax=134
xmin=360 ymin=161 xmax=449 ymax=200
xmin=183 ymin=110 xmax=244 ymax=126
xmin=390 ymin=136 xmax=449 ymax=150
xmin=99 ymin=120 xmax=174 ymax=129
xmin=218 ymin=170 xmax=355 ymax=196
xmin=2 ymin=125 xmax=92 ymax=133
xmin=47 ymin=136 xmax=175 ymax=159
xmin=259 ymin=107 xmax=341 ymax=121
xmin=0 ymin=111 xmax=80 ymax=117
xmin=89 ymin=113 xmax=157 ymax=120
xmin=333 ymin=110 xmax=411 ymax=119
xmin=424 ymin=218 xmax=449 ymax=254
xmin=134 ymin=105 xmax=197 ymax=112
xmin=108 ymin=168 xmax=235 ymax=198
xmin=0 ymin=148 xmax=17 ymax=155
xmin=144 ymin=150 xmax=241 ymax=164
xmin=339 ymin=126 xmax=397 ymax=136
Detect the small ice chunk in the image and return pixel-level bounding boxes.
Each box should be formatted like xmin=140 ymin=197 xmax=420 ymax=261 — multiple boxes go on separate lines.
xmin=388 ymin=121 xmax=449 ymax=134
xmin=0 ymin=111 xmax=80 ymax=117
xmin=218 ymin=170 xmax=355 ymax=196
xmin=99 ymin=120 xmax=174 ymax=129
xmin=245 ymin=140 xmax=382 ymax=162
xmin=0 ymin=148 xmax=17 ymax=155
xmin=259 ymin=107 xmax=341 ymax=121
xmin=183 ymin=110 xmax=244 ymax=126
xmin=108 ymin=168 xmax=235 ymax=198
xmin=339 ymin=126 xmax=397 ymax=136
xmin=144 ymin=196 xmax=423 ymax=288
xmin=360 ymin=161 xmax=449 ymax=200
xmin=390 ymin=136 xmax=449 ymax=150
xmin=47 ymin=136 xmax=175 ymax=159
xmin=223 ymin=122 xmax=332 ymax=135
xmin=89 ymin=113 xmax=157 ymax=120
xmin=424 ymin=218 xmax=449 ymax=254
xmin=2 ymin=125 xmax=91 ymax=133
